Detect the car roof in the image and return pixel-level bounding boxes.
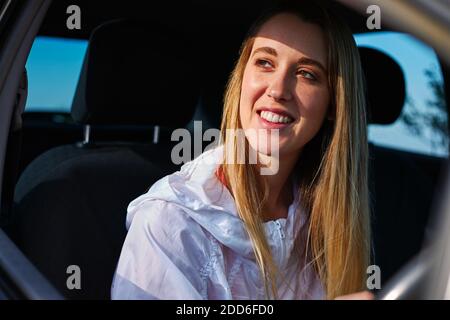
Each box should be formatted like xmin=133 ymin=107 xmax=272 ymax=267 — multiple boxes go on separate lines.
xmin=38 ymin=0 xmax=389 ymax=40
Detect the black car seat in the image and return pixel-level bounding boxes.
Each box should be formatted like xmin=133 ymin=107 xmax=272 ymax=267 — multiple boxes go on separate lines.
xmin=11 ymin=19 xmax=199 ymax=299
xmin=359 ymin=47 xmax=443 ymax=283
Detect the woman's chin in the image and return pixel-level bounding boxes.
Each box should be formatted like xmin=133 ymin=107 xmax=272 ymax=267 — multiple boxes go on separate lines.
xmin=247 ymin=140 xmax=289 ymax=157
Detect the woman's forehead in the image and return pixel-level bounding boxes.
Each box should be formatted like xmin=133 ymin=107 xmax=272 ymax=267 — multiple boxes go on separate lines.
xmin=253 ymin=13 xmax=327 ymax=66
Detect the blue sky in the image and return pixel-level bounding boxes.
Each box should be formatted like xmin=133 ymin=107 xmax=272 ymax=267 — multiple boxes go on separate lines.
xmin=25 ymin=36 xmax=88 ymax=111
xmin=25 ymin=32 xmax=448 ymax=157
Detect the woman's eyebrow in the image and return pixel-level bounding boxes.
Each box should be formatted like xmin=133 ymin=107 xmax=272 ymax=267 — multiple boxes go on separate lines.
xmin=252 ymin=47 xmax=326 ymax=73
xmin=252 ymin=46 xmax=278 ymax=57
xmin=298 ymin=57 xmax=327 ymax=74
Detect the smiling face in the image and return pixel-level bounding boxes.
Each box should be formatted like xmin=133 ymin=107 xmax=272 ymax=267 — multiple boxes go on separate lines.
xmin=239 ymin=13 xmax=330 ymax=161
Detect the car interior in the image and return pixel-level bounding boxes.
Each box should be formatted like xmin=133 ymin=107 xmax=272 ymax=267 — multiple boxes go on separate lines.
xmin=0 ymin=0 xmax=449 ymax=299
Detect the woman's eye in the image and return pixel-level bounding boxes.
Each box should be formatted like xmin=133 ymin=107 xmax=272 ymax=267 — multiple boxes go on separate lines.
xmin=256 ymin=59 xmax=273 ymax=69
xmin=298 ymin=69 xmax=317 ymax=80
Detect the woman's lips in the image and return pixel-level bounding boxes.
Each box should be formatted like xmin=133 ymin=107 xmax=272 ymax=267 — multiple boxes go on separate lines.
xmin=257 ymin=112 xmax=294 ymax=129
xmin=257 ymin=107 xmax=295 ymax=120
xmin=256 ymin=109 xmax=294 ymax=129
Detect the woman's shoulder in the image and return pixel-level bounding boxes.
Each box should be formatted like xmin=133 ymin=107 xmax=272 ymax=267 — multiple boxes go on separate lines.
xmin=127 ymin=198 xmax=210 ymax=244
xmin=114 ymin=199 xmax=217 ymax=299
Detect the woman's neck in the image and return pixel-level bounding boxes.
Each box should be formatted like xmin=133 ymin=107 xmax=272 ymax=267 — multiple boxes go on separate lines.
xmin=258 ymin=151 xmax=299 ymax=221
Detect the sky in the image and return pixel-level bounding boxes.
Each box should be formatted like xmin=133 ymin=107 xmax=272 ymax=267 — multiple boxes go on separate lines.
xmin=25 ymin=32 xmax=448 ymax=158
xmin=25 ymin=36 xmax=88 ymax=111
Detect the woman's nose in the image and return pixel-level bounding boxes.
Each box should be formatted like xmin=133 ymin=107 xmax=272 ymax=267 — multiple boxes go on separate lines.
xmin=266 ymin=71 xmax=293 ymax=102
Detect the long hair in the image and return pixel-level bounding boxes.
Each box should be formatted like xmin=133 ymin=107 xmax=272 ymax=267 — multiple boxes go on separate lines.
xmin=219 ymin=1 xmax=371 ymax=299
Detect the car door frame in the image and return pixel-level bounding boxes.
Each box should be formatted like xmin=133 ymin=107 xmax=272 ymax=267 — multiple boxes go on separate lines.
xmin=0 ymin=0 xmax=62 ymax=300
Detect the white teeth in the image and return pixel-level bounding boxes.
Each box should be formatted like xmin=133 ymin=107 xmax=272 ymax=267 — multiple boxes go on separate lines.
xmin=272 ymin=114 xmax=280 ymax=123
xmin=260 ymin=110 xmax=292 ymax=124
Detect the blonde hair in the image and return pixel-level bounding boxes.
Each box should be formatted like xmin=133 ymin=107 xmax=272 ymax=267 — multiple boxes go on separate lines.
xmin=219 ymin=1 xmax=371 ymax=299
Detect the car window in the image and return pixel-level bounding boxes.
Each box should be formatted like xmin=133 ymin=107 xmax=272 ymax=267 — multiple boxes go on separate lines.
xmin=355 ymin=31 xmax=448 ymax=158
xmin=25 ymin=33 xmax=448 ymax=159
xmin=25 ymin=36 xmax=88 ymax=113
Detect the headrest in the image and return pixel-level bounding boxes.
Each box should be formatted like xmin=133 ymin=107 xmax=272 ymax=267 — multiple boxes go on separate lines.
xmin=359 ymin=47 xmax=406 ymax=125
xmin=71 ymin=20 xmax=199 ymax=127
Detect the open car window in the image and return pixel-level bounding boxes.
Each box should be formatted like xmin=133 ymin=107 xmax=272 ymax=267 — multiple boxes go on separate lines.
xmin=0 ymin=0 xmax=449 ymax=301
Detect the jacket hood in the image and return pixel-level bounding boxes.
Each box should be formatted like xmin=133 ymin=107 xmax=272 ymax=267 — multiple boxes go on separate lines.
xmin=126 ymin=145 xmax=305 ymax=264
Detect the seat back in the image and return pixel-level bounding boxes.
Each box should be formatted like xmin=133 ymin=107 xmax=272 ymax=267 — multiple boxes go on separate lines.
xmin=12 ymin=19 xmax=199 ymax=299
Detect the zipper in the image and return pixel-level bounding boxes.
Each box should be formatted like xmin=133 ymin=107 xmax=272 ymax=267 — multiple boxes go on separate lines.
xmin=274 ymin=220 xmax=286 ymax=270
xmin=275 ymin=220 xmax=285 ymax=239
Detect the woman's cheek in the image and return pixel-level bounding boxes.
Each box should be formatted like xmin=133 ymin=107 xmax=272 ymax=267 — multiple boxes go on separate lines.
xmin=248 ymin=70 xmax=269 ymax=95
xmin=241 ymin=81 xmax=266 ymax=124
xmin=298 ymin=88 xmax=329 ymax=120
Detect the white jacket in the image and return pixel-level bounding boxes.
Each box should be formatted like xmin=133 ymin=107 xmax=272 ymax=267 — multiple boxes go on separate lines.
xmin=111 ymin=146 xmax=324 ymax=300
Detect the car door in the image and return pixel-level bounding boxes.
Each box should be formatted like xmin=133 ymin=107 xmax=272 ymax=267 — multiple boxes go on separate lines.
xmin=0 ymin=0 xmax=62 ymax=300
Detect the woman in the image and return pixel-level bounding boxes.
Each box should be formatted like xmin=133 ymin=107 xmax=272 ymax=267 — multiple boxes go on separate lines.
xmin=111 ymin=1 xmax=373 ymax=300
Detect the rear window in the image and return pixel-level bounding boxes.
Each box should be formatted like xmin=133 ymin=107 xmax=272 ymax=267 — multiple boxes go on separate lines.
xmin=25 ymin=33 xmax=448 ymax=158
xmin=25 ymin=36 xmax=88 ymax=113
xmin=355 ymin=31 xmax=448 ymax=158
